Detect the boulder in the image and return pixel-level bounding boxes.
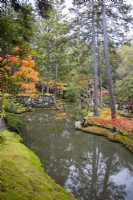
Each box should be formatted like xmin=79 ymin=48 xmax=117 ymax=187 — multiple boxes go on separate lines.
xmin=75 ymin=121 xmax=82 ymax=130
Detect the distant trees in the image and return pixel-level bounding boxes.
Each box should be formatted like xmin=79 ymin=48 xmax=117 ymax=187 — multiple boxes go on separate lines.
xmin=71 ymin=0 xmax=133 ymax=118
xmin=116 ymin=45 xmax=133 ymax=102
xmin=0 ymin=0 xmax=133 ymax=118
xmin=32 ymin=2 xmax=71 ymax=94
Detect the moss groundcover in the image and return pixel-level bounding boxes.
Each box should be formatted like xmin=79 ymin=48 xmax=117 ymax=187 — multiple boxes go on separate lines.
xmin=0 ymin=130 xmax=75 ymax=200
xmin=80 ymin=126 xmax=133 ymax=153
xmin=79 ymin=108 xmax=133 ymax=153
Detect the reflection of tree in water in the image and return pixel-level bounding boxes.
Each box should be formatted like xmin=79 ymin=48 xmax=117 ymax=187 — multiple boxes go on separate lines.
xmin=64 ymin=137 xmax=129 ymax=200
xmin=19 ymin=108 xmax=133 ymax=200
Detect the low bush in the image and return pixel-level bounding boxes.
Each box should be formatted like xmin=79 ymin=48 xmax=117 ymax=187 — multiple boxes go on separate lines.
xmin=65 ymin=86 xmax=79 ymax=102
xmin=5 ymin=102 xmax=19 ymax=113
xmin=4 ymin=113 xmax=22 ymax=134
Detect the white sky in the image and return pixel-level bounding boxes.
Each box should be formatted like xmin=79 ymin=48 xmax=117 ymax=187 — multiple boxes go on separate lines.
xmin=64 ymin=0 xmax=133 ymax=8
xmin=64 ymin=0 xmax=133 ymax=14
xmin=64 ymin=0 xmax=133 ymax=36
xmin=30 ymin=0 xmax=133 ymax=35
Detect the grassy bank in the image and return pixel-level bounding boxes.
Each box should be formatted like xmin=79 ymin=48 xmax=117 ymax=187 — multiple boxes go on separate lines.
xmin=0 ymin=130 xmax=75 ymax=200
xmin=80 ymin=126 xmax=133 ymax=153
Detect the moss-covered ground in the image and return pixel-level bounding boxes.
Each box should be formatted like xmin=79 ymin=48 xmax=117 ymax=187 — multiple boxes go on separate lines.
xmin=0 ymin=130 xmax=75 ymax=200
xmin=79 ymin=108 xmax=133 ymax=153
xmin=80 ymin=126 xmax=133 ymax=152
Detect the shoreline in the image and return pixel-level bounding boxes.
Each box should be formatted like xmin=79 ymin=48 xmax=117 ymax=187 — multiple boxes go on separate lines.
xmin=0 ymin=130 xmax=75 ymax=200
xmin=79 ymin=125 xmax=133 ymax=153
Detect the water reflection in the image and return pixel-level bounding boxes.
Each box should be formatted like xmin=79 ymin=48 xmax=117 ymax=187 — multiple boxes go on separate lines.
xmin=19 ymin=107 xmax=133 ymax=200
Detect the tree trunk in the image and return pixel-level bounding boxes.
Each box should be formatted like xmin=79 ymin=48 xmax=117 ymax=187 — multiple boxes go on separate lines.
xmin=0 ymin=91 xmax=4 ymax=119
xmin=54 ymin=63 xmax=58 ymax=96
xmin=102 ymin=0 xmax=116 ymax=119
xmin=46 ymin=25 xmax=50 ymax=94
xmin=40 ymin=77 xmax=44 ymax=94
xmin=99 ymin=68 xmax=103 ymax=109
xmin=92 ymin=0 xmax=99 ymax=116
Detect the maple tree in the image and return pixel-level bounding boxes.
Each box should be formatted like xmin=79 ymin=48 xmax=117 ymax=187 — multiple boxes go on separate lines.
xmin=12 ymin=56 xmax=39 ymax=96
xmin=0 ymin=54 xmax=20 ymax=92
xmin=43 ymin=80 xmax=67 ymax=93
xmin=0 ymin=53 xmax=39 ymax=96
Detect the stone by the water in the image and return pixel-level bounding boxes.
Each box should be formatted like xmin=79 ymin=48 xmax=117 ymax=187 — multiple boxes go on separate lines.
xmin=75 ymin=121 xmax=82 ymax=130
xmin=17 ymin=95 xmax=56 ymax=108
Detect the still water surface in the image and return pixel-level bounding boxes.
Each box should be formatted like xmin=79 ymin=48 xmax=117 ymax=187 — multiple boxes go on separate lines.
xmin=19 ymin=104 xmax=133 ymax=200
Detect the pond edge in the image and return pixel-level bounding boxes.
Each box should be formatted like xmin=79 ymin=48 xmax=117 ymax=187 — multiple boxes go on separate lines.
xmin=77 ymin=125 xmax=133 ymax=153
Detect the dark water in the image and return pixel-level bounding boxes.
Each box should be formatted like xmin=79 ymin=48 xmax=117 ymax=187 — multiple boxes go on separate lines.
xmin=19 ymin=104 xmax=133 ymax=200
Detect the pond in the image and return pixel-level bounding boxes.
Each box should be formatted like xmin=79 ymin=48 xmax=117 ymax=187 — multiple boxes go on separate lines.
xmin=19 ymin=104 xmax=133 ymax=200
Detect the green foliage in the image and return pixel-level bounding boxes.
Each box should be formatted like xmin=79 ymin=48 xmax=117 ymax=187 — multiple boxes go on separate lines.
xmin=5 ymin=102 xmax=19 ymax=113
xmin=32 ymin=7 xmax=71 ymax=84
xmin=65 ymin=85 xmax=79 ymax=102
xmin=116 ymin=76 xmax=133 ymax=101
xmin=3 ymin=95 xmax=27 ymax=114
xmin=116 ymin=45 xmax=133 ymax=101
xmin=102 ymin=96 xmax=110 ymax=104
xmin=4 ymin=113 xmax=22 ymax=134
xmin=0 ymin=3 xmax=34 ymax=58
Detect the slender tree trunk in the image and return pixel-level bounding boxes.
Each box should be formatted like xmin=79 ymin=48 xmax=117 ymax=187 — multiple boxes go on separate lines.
xmin=102 ymin=0 xmax=116 ymax=119
xmin=0 ymin=90 xmax=4 ymax=119
xmin=40 ymin=77 xmax=44 ymax=94
xmin=99 ymin=68 xmax=103 ymax=109
xmin=96 ymin=31 xmax=103 ymax=109
xmin=54 ymin=63 xmax=58 ymax=96
xmin=46 ymin=43 xmax=50 ymax=93
xmin=92 ymin=0 xmax=99 ymax=116
xmin=54 ymin=9 xmax=58 ymax=97
xmin=80 ymin=93 xmax=84 ymax=110
xmin=46 ymin=23 xmax=50 ymax=94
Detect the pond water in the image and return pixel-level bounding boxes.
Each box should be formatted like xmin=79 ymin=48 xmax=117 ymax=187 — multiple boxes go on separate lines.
xmin=19 ymin=104 xmax=133 ymax=200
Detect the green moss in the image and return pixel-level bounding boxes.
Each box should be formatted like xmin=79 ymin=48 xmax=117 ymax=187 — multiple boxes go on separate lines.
xmin=80 ymin=126 xmax=133 ymax=153
xmin=2 ymin=94 xmax=28 ymax=114
xmin=4 ymin=112 xmax=22 ymax=134
xmin=4 ymin=101 xmax=28 ymax=114
xmin=0 ymin=130 xmax=75 ymax=200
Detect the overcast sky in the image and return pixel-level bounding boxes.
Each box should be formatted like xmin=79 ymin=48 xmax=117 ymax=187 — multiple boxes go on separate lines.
xmin=64 ymin=0 xmax=133 ymax=13
xmin=64 ymin=0 xmax=133 ymax=35
xmin=30 ymin=0 xmax=133 ymax=35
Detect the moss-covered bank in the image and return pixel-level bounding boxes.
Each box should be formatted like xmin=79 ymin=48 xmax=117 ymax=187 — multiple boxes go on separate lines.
xmin=0 ymin=130 xmax=75 ymax=200
xmin=80 ymin=126 xmax=133 ymax=153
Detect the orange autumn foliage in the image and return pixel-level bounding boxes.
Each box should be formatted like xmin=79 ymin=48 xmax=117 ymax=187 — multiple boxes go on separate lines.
xmin=1 ymin=54 xmax=20 ymax=64
xmin=43 ymin=80 xmax=67 ymax=91
xmin=13 ymin=56 xmax=39 ymax=96
xmin=1 ymin=49 xmax=39 ymax=96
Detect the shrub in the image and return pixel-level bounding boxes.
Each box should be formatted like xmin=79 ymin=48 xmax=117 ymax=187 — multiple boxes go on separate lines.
xmin=4 ymin=113 xmax=22 ymax=134
xmin=65 ymin=86 xmax=79 ymax=102
xmin=5 ymin=102 xmax=19 ymax=113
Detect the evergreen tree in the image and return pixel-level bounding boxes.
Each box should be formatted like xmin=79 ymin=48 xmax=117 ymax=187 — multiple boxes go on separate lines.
xmin=71 ymin=0 xmax=133 ymax=117
xmin=32 ymin=1 xmax=70 ymax=93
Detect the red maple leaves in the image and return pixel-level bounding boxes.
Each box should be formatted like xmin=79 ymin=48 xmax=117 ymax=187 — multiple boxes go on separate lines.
xmin=88 ymin=109 xmax=133 ymax=135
